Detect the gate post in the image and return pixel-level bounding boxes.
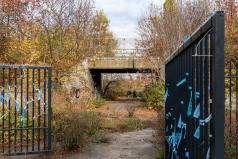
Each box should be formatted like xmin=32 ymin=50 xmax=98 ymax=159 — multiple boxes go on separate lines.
xmin=48 ymin=68 xmax=52 ymax=153
xmin=211 ymin=11 xmax=225 ymax=159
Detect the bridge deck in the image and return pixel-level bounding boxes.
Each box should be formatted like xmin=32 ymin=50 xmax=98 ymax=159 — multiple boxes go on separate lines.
xmin=88 ymin=57 xmax=150 ymax=70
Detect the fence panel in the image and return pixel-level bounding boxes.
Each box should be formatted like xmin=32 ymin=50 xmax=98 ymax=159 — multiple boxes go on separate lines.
xmin=225 ymin=60 xmax=238 ymax=158
xmin=165 ymin=11 xmax=224 ymax=159
xmin=0 ymin=65 xmax=52 ymax=155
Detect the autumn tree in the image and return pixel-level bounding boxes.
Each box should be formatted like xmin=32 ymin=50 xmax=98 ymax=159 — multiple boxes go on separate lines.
xmin=0 ymin=0 xmax=116 ymax=81
xmin=0 ymin=0 xmax=39 ymax=63
xmin=91 ymin=10 xmax=116 ymax=57
xmin=216 ymin=0 xmax=238 ymax=60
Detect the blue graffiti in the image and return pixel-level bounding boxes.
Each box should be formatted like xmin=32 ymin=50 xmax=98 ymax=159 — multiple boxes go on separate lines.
xmin=194 ymin=126 xmax=200 ymax=139
xmin=176 ymin=78 xmax=187 ymax=87
xmin=20 ymin=116 xmax=25 ymax=127
xmin=193 ymin=103 xmax=200 ymax=118
xmin=178 ymin=115 xmax=183 ymax=128
xmin=206 ymin=147 xmax=210 ymax=159
xmin=187 ymin=91 xmax=193 ymax=117
xmin=38 ymin=89 xmax=41 ymax=100
xmin=14 ymin=100 xmax=20 ymax=111
xmin=195 ymin=92 xmax=200 ymax=99
xmin=164 ymin=87 xmax=169 ymax=103
xmin=0 ymin=95 xmax=4 ymax=103
xmin=200 ymin=114 xmax=212 ymax=126
xmin=185 ymin=151 xmax=190 ymax=159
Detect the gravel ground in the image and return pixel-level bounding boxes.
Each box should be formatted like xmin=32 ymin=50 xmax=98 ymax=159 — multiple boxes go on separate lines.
xmin=68 ymin=128 xmax=157 ymax=159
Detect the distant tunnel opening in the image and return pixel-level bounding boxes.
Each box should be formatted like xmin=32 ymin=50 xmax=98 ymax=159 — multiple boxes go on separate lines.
xmin=89 ymin=68 xmax=154 ymax=98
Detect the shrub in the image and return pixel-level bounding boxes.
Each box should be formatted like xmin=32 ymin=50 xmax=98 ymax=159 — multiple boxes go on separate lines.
xmin=154 ymin=110 xmax=165 ymax=159
xmin=53 ymin=109 xmax=103 ymax=150
xmin=79 ymin=111 xmax=103 ymax=139
xmin=124 ymin=117 xmax=145 ymax=131
xmin=143 ymin=81 xmax=165 ymax=110
xmin=103 ymin=117 xmax=144 ymax=132
xmin=93 ymin=97 xmax=106 ymax=108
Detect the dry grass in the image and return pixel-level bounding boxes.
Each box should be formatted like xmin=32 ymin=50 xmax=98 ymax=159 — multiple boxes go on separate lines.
xmin=153 ymin=109 xmax=165 ymax=159
xmin=102 ymin=116 xmax=145 ymax=133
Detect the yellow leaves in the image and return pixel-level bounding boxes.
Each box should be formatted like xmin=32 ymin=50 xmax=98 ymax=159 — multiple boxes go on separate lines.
xmin=163 ymin=0 xmax=177 ymax=11
xmin=6 ymin=38 xmax=43 ymax=64
xmin=31 ymin=50 xmax=41 ymax=61
xmin=59 ymin=76 xmax=71 ymax=84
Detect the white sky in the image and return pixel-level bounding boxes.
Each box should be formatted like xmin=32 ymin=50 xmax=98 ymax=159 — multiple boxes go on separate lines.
xmin=95 ymin=0 xmax=165 ymax=40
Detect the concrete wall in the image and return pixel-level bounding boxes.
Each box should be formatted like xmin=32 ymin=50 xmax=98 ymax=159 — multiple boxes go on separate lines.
xmin=62 ymin=59 xmax=95 ymax=104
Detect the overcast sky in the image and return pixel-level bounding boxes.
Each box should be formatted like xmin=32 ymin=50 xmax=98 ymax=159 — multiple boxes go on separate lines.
xmin=95 ymin=0 xmax=165 ymax=41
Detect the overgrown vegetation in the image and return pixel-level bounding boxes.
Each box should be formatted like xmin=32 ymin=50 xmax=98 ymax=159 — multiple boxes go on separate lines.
xmin=93 ymin=97 xmax=106 ymax=108
xmin=103 ymin=80 xmax=125 ymax=100
xmin=103 ymin=117 xmax=145 ymax=133
xmin=143 ymin=81 xmax=164 ymax=110
xmin=53 ymin=109 xmax=104 ymax=150
xmin=154 ymin=110 xmax=165 ymax=159
xmin=0 ymin=0 xmax=116 ymax=82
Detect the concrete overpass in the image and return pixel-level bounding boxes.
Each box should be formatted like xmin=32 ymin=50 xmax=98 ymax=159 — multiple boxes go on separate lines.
xmin=88 ymin=56 xmax=153 ymax=93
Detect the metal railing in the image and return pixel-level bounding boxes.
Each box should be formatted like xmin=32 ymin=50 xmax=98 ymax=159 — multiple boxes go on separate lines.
xmin=0 ymin=65 xmax=52 ymax=155
xmin=165 ymin=11 xmax=224 ymax=159
xmin=225 ymin=60 xmax=238 ymax=158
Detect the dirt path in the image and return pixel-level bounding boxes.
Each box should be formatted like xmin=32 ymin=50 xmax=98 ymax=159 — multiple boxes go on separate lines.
xmin=107 ymin=100 xmax=144 ymax=114
xmin=68 ymin=128 xmax=157 ymax=159
xmin=97 ymin=99 xmax=158 ymax=121
xmin=67 ymin=99 xmax=158 ymax=159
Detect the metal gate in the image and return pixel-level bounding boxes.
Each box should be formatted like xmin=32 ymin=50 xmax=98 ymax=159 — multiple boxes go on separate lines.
xmin=225 ymin=60 xmax=238 ymax=158
xmin=165 ymin=11 xmax=224 ymax=159
xmin=0 ymin=65 xmax=52 ymax=155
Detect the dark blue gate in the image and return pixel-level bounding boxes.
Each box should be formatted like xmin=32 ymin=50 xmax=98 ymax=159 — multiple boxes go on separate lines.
xmin=165 ymin=12 xmax=224 ymax=159
xmin=0 ymin=65 xmax=52 ymax=155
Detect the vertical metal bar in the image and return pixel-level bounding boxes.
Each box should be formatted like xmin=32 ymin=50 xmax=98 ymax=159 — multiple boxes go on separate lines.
xmin=211 ymin=11 xmax=225 ymax=159
xmin=20 ymin=68 xmax=23 ymax=152
xmin=236 ymin=62 xmax=238 ymax=159
xmin=37 ymin=69 xmax=41 ymax=151
xmin=1 ymin=68 xmax=5 ymax=154
xmin=47 ymin=68 xmax=52 ymax=152
xmin=196 ymin=42 xmax=201 ymax=158
xmin=165 ymin=66 xmax=169 ymax=158
xmin=199 ymin=40 xmax=203 ymax=158
xmin=8 ymin=68 xmax=11 ymax=154
xmin=192 ymin=44 xmax=196 ymax=159
xmin=188 ymin=45 xmax=193 ymax=159
xmin=32 ymin=69 xmax=35 ymax=151
xmin=204 ymin=35 xmax=209 ymax=156
xmin=26 ymin=68 xmax=29 ymax=152
xmin=14 ymin=68 xmax=17 ymax=153
xmin=43 ymin=69 xmax=46 ymax=150
xmin=209 ymin=33 xmax=213 ymax=158
xmin=229 ymin=61 xmax=232 ymax=148
xmin=200 ymin=39 xmax=205 ymax=158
